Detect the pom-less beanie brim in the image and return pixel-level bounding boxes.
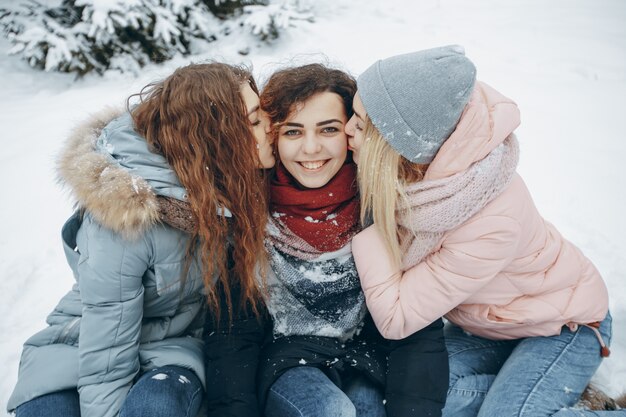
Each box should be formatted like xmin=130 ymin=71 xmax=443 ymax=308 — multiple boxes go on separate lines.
xmin=357 ymin=45 xmax=477 ymax=164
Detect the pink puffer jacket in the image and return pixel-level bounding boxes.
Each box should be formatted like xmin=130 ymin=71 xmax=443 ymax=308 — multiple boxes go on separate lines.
xmin=352 ymin=82 xmax=608 ymax=341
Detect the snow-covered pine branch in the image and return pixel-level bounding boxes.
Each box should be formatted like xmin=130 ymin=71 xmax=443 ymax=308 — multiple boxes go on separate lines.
xmin=0 ymin=0 xmax=315 ymax=76
xmin=243 ymin=0 xmax=314 ymax=41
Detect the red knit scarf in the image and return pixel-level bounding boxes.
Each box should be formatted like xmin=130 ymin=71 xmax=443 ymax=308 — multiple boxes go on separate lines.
xmin=269 ymin=162 xmax=360 ymax=252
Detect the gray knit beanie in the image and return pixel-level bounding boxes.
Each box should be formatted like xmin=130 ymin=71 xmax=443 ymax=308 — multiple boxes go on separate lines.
xmin=357 ymin=45 xmax=477 ymax=163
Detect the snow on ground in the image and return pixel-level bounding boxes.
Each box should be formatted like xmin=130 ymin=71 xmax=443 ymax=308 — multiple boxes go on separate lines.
xmin=1 ymin=0 xmax=625 ymax=412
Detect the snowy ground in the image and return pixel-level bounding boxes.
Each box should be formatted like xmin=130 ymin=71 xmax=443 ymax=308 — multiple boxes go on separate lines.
xmin=1 ymin=0 xmax=625 ymax=412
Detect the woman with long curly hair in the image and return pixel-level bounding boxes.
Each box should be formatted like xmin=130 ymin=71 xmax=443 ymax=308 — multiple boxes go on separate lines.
xmin=7 ymin=62 xmax=274 ymax=417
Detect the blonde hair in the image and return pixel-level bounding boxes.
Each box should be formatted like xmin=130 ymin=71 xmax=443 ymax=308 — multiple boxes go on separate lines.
xmin=358 ymin=118 xmax=428 ymax=268
xmin=130 ymin=62 xmax=268 ymax=319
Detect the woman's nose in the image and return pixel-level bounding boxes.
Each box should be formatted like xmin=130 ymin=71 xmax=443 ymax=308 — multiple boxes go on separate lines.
xmin=302 ymin=132 xmax=322 ymax=154
xmin=345 ymin=115 xmax=355 ymax=136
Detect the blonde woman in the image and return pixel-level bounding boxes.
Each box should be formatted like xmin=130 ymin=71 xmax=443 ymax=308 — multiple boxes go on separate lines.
xmin=345 ymin=45 xmax=611 ymax=417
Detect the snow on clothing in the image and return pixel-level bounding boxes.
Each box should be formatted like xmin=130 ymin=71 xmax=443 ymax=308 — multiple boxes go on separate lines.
xmin=15 ymin=366 xmax=204 ymax=417
xmin=204 ymin=286 xmax=447 ymax=417
xmin=265 ymin=244 xmax=366 ymax=339
xmin=260 ymin=162 xmax=448 ymax=416
xmin=261 ymin=162 xmax=383 ymax=403
xmin=8 ymin=109 xmax=209 ymax=417
xmin=264 ymin=163 xmax=365 ymax=339
xmin=352 ymin=80 xmax=609 ymax=343
xmin=269 ymin=162 xmax=361 ymax=254
xmin=202 ymin=162 xmax=448 ymax=417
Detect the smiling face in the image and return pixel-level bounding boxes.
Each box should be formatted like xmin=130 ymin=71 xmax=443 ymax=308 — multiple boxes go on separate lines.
xmin=277 ymin=92 xmax=348 ymax=189
xmin=344 ymin=92 xmax=367 ymax=165
xmin=240 ymin=82 xmax=275 ymax=169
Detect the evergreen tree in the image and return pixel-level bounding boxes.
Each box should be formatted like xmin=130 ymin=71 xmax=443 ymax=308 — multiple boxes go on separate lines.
xmin=0 ymin=0 xmax=314 ymax=75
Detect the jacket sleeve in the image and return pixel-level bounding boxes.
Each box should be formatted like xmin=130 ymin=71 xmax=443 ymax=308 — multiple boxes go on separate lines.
xmin=385 ymin=318 xmax=448 ymax=417
xmin=76 ymin=216 xmax=150 ymax=417
xmin=204 ymin=281 xmax=269 ymax=417
xmin=352 ymin=215 xmax=521 ymax=340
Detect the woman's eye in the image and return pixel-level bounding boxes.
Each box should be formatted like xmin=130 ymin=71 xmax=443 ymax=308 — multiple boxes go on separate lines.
xmin=251 ymin=119 xmax=261 ymax=126
xmin=355 ymin=123 xmax=364 ymax=131
xmin=282 ymin=129 xmax=301 ymax=136
xmin=321 ymin=126 xmax=339 ymax=134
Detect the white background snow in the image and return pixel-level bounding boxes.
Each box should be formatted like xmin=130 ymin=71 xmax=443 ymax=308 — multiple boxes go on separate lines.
xmin=1 ymin=0 xmax=625 ymax=412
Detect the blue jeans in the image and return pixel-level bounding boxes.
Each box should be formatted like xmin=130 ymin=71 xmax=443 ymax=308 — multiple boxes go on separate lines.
xmin=442 ymin=313 xmax=613 ymax=417
xmin=265 ymin=366 xmax=386 ymax=417
xmin=15 ymin=365 xmax=203 ymax=417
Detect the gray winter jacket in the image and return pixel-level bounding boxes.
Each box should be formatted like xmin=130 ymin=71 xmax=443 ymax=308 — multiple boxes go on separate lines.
xmin=8 ymin=109 xmax=212 ymax=417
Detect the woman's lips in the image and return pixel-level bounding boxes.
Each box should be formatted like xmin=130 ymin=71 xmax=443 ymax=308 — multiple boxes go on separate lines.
xmin=298 ymin=160 xmax=328 ymax=170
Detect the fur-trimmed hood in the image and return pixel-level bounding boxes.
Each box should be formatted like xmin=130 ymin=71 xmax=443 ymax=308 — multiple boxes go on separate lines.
xmin=57 ymin=108 xmax=186 ymax=237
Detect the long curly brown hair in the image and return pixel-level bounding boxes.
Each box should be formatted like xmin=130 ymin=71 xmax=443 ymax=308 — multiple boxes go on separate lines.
xmin=260 ymin=63 xmax=356 ymax=140
xmin=129 ymin=62 xmax=268 ymax=318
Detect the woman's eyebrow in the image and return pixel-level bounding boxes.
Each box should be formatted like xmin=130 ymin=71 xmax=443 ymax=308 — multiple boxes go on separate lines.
xmin=316 ymin=119 xmax=343 ymax=126
xmin=281 ymin=119 xmax=343 ymax=128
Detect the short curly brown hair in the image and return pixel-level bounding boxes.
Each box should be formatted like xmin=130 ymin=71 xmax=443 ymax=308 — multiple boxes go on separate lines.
xmin=260 ymin=63 xmax=357 ymax=142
